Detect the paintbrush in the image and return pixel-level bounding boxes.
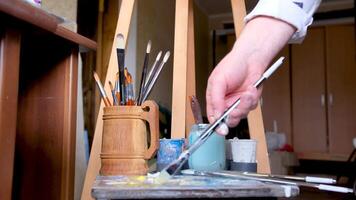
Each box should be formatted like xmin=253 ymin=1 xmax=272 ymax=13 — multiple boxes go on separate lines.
xmin=123 ymin=68 xmax=135 ymax=105
xmin=241 ymin=171 xmax=336 ymax=184
xmin=138 ymin=51 xmax=162 ymax=104
xmin=93 ymin=72 xmax=111 ymax=107
xmin=116 ymin=33 xmax=126 ymax=105
xmin=124 ymin=68 xmax=129 ymax=105
xmin=158 ymin=57 xmax=285 ymax=181
xmin=144 ymin=51 xmax=162 ymax=89
xmin=140 ymin=51 xmax=171 ymax=104
xmin=109 ymin=81 xmax=118 ymax=106
xmin=190 ymin=95 xmax=203 ymax=124
xmin=125 ymin=70 xmax=135 ymax=106
xmin=181 ymin=169 xmax=354 ymax=194
xmin=114 ymin=72 xmax=121 ymax=104
xmin=137 ymin=40 xmax=152 ymax=105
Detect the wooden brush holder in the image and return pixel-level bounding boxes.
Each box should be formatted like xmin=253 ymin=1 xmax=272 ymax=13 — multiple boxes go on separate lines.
xmin=100 ymin=100 xmax=159 ymax=175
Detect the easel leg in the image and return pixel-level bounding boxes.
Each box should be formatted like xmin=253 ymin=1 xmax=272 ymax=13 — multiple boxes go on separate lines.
xmin=81 ymin=1 xmax=136 ymax=199
xmin=231 ymin=0 xmax=271 ymax=173
xmin=171 ymin=0 xmax=196 ymax=139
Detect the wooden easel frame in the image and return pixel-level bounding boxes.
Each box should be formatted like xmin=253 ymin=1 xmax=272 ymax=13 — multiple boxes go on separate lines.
xmin=81 ymin=1 xmax=135 ymax=199
xmin=82 ymin=0 xmax=270 ymax=199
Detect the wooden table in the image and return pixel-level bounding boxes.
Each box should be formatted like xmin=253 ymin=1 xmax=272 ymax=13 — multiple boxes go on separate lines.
xmin=0 ymin=1 xmax=96 ymax=199
xmin=91 ymin=175 xmax=299 ymax=199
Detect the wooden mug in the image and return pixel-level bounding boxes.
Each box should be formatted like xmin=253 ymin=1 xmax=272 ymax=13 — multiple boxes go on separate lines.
xmin=100 ymin=100 xmax=159 ymax=175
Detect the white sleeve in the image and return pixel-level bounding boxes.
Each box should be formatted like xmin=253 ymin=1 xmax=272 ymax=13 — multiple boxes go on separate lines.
xmin=244 ymin=0 xmax=321 ymax=43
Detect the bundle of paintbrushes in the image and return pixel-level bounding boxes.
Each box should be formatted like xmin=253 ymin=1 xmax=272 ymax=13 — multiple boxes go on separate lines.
xmin=93 ymin=33 xmax=171 ymax=107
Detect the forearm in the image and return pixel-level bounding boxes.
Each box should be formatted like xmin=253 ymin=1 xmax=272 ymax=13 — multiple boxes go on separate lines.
xmin=245 ymin=0 xmax=321 ymax=43
xmin=230 ymin=16 xmax=295 ymax=74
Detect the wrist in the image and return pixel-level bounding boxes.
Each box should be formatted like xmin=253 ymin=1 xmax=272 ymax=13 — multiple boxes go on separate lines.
xmin=230 ymin=16 xmax=294 ymax=73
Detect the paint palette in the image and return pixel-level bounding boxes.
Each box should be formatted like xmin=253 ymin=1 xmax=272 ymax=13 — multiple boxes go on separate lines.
xmin=92 ymin=175 xmax=299 ymax=199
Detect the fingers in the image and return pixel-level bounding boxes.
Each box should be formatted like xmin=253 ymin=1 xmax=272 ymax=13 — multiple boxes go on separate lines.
xmin=225 ymin=86 xmax=260 ymax=128
xmin=209 ymin=86 xmax=260 ymax=136
xmin=206 ymin=72 xmax=227 ymax=125
xmin=215 ymin=122 xmax=229 ymax=136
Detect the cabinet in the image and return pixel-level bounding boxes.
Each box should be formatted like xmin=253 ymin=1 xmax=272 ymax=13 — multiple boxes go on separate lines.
xmin=291 ymin=24 xmax=356 ymax=160
xmin=0 ymin=1 xmax=96 ymax=199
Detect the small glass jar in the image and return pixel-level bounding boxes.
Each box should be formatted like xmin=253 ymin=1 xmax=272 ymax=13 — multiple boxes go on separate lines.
xmin=157 ymin=138 xmax=185 ymax=171
xmin=188 ymin=124 xmax=226 ymax=171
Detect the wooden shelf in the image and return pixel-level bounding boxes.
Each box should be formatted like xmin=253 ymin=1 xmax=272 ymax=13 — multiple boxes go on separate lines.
xmin=0 ymin=0 xmax=97 ymax=50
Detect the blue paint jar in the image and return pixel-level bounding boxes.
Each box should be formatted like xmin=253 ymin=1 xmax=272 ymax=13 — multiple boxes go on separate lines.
xmin=188 ymin=124 xmax=226 ymax=171
xmin=157 ymin=138 xmax=185 ymax=171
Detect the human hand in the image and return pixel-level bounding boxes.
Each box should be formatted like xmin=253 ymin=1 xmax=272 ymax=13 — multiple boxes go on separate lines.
xmin=206 ymin=16 xmax=295 ymax=135
xmin=206 ymin=50 xmax=263 ymax=135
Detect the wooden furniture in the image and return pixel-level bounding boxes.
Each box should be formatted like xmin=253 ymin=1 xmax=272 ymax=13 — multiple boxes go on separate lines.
xmin=0 ymin=1 xmax=96 ymax=199
xmin=292 ymin=24 xmax=356 ymax=161
xmin=91 ymin=175 xmax=299 ymax=199
xmin=0 ymin=26 xmax=21 ymax=200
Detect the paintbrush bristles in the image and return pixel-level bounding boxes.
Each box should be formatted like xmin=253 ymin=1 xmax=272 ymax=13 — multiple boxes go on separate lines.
xmin=108 ymin=81 xmax=114 ymax=90
xmin=163 ymin=51 xmax=170 ymax=62
xmin=109 ymin=81 xmax=119 ymax=106
xmin=156 ymin=51 xmax=162 ymax=61
xmin=93 ymin=72 xmax=111 ymax=106
xmin=116 ymin=33 xmax=125 ymax=49
xmin=93 ymin=72 xmax=106 ymax=97
xmin=146 ymin=40 xmax=152 ymax=53
xmin=93 ymin=71 xmax=100 ymax=84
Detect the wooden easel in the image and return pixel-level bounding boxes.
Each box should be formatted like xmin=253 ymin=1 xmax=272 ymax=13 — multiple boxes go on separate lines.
xmin=81 ymin=1 xmax=270 ymax=199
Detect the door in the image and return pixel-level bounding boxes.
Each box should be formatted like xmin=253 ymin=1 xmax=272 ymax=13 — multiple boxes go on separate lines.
xmin=291 ymin=28 xmax=328 ymax=153
xmin=326 ymin=24 xmax=356 ymax=155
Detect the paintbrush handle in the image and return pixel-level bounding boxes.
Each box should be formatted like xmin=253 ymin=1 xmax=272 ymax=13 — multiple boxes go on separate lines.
xmin=117 ymin=49 xmax=126 ymax=105
xmin=111 ymin=90 xmax=118 ymax=105
xmin=145 ymin=60 xmax=159 ymax=87
xmin=103 ymin=97 xmax=112 ymax=107
xmin=192 ymin=170 xmax=354 ymax=194
xmin=243 ymin=172 xmax=336 ymax=184
xmin=318 ymin=184 xmax=354 ymax=193
xmin=190 ymin=95 xmax=203 ymax=124
xmin=138 ymin=54 xmax=149 ymax=105
xmin=141 ymin=61 xmax=165 ymax=104
xmin=115 ymin=92 xmax=121 ymax=104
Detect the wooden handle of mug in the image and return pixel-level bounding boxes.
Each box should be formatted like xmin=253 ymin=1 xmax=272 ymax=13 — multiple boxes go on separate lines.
xmin=141 ymin=100 xmax=159 ymax=159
